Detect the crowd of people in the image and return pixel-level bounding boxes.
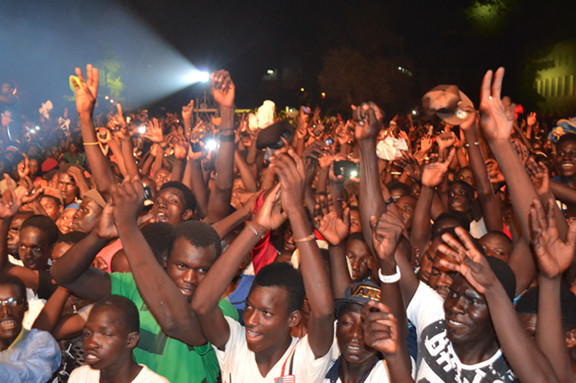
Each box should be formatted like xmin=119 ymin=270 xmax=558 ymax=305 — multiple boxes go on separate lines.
xmin=0 ymin=63 xmax=576 ymax=383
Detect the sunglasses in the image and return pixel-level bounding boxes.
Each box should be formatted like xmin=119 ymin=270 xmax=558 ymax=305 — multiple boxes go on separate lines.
xmin=0 ymin=298 xmax=26 ymax=309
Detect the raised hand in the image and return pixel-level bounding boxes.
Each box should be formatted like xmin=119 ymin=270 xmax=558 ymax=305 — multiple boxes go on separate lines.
xmin=370 ymin=210 xmax=404 ymax=263
xmin=526 ymin=158 xmax=549 ymax=195
xmin=172 ymin=133 xmax=189 ymax=160
xmin=479 ymin=67 xmax=515 ymax=142
xmin=111 ymin=176 xmax=145 ymax=230
xmin=211 ymin=70 xmax=235 ymax=108
xmin=182 ymin=100 xmax=194 ymax=122
xmin=436 ymin=131 xmax=457 ymax=151
xmin=0 ymin=174 xmax=22 ymax=220
xmin=362 ymin=301 xmax=399 ymax=355
xmin=352 ymin=102 xmax=382 ymax=142
xmin=315 ymin=195 xmax=350 ymax=246
xmin=252 ymin=184 xmax=286 ymax=231
xmin=17 ymin=154 xmax=30 ymax=180
xmin=529 ymin=198 xmax=576 ymax=279
xmin=395 ymin=151 xmax=422 ymax=181
xmin=420 ymin=147 xmax=456 ymax=187
xmin=437 ymin=227 xmax=496 ymax=294
xmin=272 ymin=149 xmax=306 ymax=213
xmin=95 ymin=202 xmax=118 ymax=240
xmin=420 ymin=135 xmax=433 ymax=153
xmin=73 ymin=64 xmax=99 ymax=116
xmin=142 ymin=118 xmax=164 ymax=143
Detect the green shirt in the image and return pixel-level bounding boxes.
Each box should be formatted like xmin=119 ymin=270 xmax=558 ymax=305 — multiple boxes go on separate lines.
xmin=110 ymin=272 xmax=238 ymax=383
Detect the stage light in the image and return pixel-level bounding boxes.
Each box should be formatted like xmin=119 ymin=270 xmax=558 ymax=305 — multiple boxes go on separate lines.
xmin=137 ymin=125 xmax=146 ymax=134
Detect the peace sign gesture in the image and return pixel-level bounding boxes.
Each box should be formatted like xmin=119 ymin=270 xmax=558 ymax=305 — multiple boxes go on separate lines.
xmin=479 ymin=68 xmax=515 ymax=142
xmin=73 ymin=64 xmax=99 ymax=116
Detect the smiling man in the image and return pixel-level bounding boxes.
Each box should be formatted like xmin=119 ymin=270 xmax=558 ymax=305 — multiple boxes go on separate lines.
xmin=69 ymin=295 xmax=168 ymax=383
xmin=0 ymin=275 xmax=60 ymax=382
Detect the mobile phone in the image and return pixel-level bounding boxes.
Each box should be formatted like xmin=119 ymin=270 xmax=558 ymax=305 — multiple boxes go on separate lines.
xmin=334 ymin=160 xmax=360 ymax=178
xmin=143 ymin=186 xmax=153 ymax=201
xmin=325 ymin=137 xmax=334 ymax=146
xmin=203 ymin=136 xmax=219 ymax=151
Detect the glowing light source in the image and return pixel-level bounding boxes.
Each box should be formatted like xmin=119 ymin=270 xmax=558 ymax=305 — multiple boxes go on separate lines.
xmin=186 ymin=70 xmax=210 ymax=84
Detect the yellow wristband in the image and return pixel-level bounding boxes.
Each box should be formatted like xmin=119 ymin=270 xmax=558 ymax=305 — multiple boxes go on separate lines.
xmin=83 ymin=142 xmax=99 ymax=146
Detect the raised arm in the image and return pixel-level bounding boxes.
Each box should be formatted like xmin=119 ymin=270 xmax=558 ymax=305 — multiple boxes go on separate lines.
xmin=354 ymin=104 xmax=387 ymax=250
xmin=460 ymin=112 xmax=502 ymax=231
xmin=315 ymin=196 xmax=351 ymax=299
xmin=192 ymin=183 xmax=286 ymax=350
xmin=110 ymin=177 xmax=207 ymax=346
xmin=530 ymin=198 xmax=575 ymax=383
xmin=205 ymin=70 xmax=236 ymax=223
xmin=275 ymin=149 xmax=334 ymax=357
xmin=479 ymin=68 xmax=538 ymax=289
xmin=49 ymin=206 xmax=113 ymax=301
xmin=72 ymin=65 xmax=115 ymax=198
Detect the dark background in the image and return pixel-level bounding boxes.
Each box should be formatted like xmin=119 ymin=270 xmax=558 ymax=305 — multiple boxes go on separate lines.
xmin=1 ymin=0 xmax=574 ymax=118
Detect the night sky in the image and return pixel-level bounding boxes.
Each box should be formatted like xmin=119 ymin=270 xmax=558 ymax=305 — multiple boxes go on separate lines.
xmin=1 ymin=0 xmax=575 ymax=117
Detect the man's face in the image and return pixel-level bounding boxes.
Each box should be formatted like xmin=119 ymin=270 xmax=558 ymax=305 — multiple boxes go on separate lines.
xmin=151 ymin=187 xmax=191 ymax=226
xmin=349 ymin=210 xmax=361 ymax=234
xmin=39 ymin=196 xmax=62 ymax=222
xmin=457 ymin=168 xmax=474 ymax=187
xmin=337 ymin=304 xmax=377 ymax=365
xmin=418 ymin=238 xmax=441 ymax=284
xmin=394 ymin=196 xmax=416 ymax=230
xmin=18 ymin=226 xmax=52 ymax=270
xmin=152 ymin=169 xmax=170 ymax=191
xmin=164 ymin=238 xmax=216 ymax=302
xmin=57 ymin=173 xmax=78 ymax=205
xmin=56 ymin=208 xmax=76 ymax=234
xmin=443 ymin=274 xmax=494 ymax=347
xmin=71 ymin=198 xmax=103 ymax=233
xmin=345 ymin=239 xmax=371 ymax=282
xmin=448 ymin=184 xmax=472 ymax=214
xmin=479 ymin=234 xmax=511 ymax=263
xmin=83 ymin=306 xmax=135 ymax=370
xmin=428 ymin=253 xmax=456 ymax=299
xmin=556 ymin=141 xmax=576 ymax=179
xmin=243 ymin=285 xmax=296 ymax=354
xmin=7 ymin=214 xmax=28 ymax=255
xmin=0 ymin=284 xmax=26 ymax=350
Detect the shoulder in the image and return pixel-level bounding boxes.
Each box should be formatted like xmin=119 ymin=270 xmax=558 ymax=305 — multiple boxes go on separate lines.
xmin=134 ymin=365 xmax=170 ymax=383
xmin=69 ymin=365 xmax=99 ymax=382
xmin=218 ymin=298 xmax=240 ymax=321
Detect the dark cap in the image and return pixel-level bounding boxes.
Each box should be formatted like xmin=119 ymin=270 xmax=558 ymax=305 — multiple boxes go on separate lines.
xmin=256 ymin=120 xmax=294 ymax=150
xmin=334 ymin=279 xmax=381 ymax=318
xmin=422 ymin=85 xmax=474 ymax=125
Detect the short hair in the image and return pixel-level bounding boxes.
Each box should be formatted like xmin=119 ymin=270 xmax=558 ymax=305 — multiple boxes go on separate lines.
xmin=486 ymin=256 xmax=516 ymax=301
xmin=449 ymin=180 xmax=475 ymax=201
xmin=57 ymin=231 xmax=87 ymax=245
xmin=482 ymin=231 xmax=512 ymax=245
xmin=432 ymin=211 xmax=470 ymax=237
xmin=0 ymin=275 xmax=26 ymax=301
xmin=141 ymin=223 xmax=175 ymax=264
xmin=557 ymin=133 xmax=576 ymax=147
xmin=168 ymin=221 xmax=221 ymax=259
xmin=346 ymin=232 xmax=366 ymax=244
xmin=160 ymin=181 xmax=197 ymax=212
xmin=92 ymin=295 xmax=139 ymax=333
xmin=516 ymin=285 xmax=576 ymax=331
xmin=21 ymin=215 xmax=59 ymax=246
xmin=252 ymin=262 xmax=304 ymax=313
